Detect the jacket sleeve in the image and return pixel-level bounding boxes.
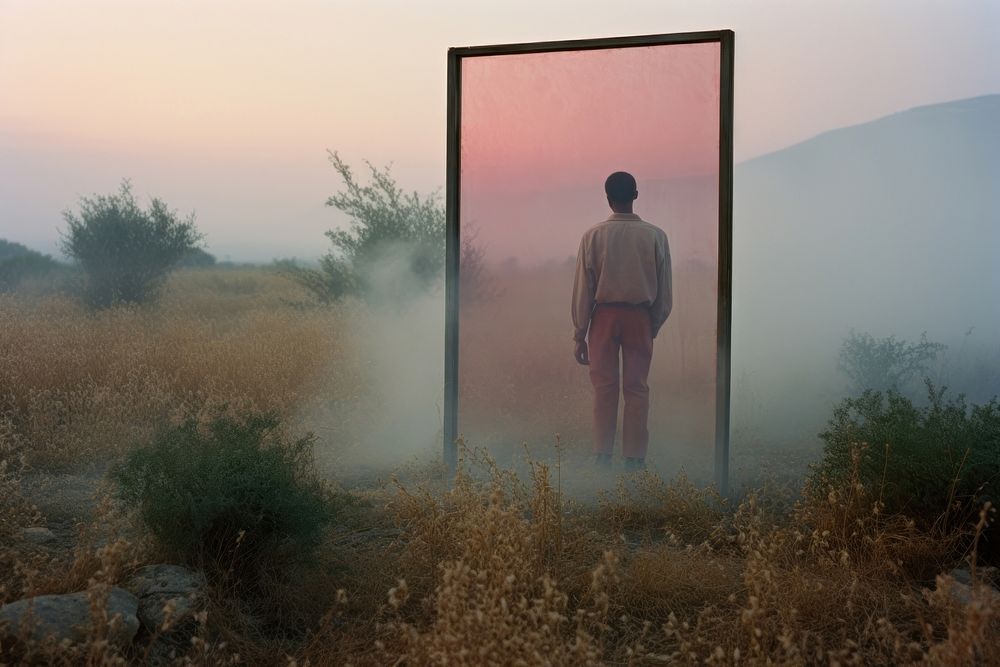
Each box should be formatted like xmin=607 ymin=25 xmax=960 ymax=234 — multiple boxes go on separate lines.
xmin=649 ymin=232 xmax=672 ymax=338
xmin=571 ymin=235 xmax=595 ymax=342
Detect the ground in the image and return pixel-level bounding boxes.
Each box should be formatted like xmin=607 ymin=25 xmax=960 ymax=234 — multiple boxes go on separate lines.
xmin=0 ymin=267 xmax=996 ymax=665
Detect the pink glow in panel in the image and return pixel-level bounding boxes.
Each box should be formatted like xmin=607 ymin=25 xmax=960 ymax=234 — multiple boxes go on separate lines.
xmin=458 ymin=42 xmax=721 ymax=476
xmin=461 ymin=42 xmax=720 ymax=266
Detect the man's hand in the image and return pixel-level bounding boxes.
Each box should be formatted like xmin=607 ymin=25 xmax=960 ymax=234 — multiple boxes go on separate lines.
xmin=574 ymin=340 xmax=590 ymax=365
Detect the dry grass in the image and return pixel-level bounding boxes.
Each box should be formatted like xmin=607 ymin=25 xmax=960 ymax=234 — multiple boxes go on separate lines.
xmin=0 ymin=269 xmax=359 ymax=470
xmin=1 ymin=268 xmax=997 ymax=665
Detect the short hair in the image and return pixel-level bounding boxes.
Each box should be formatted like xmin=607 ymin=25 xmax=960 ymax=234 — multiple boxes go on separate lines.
xmin=604 ymin=171 xmax=637 ymax=203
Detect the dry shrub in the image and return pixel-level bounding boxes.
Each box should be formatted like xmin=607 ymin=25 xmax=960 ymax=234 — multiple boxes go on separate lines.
xmin=617 ymin=545 xmax=741 ymax=623
xmin=159 ymin=267 xmax=314 ymax=317
xmin=795 ymin=443 xmax=964 ymax=581
xmin=628 ymin=451 xmax=1000 ymax=665
xmin=288 ymin=445 xmax=998 ymax=665
xmin=0 ymin=416 xmax=39 ymax=541
xmin=596 ymin=470 xmax=727 ymax=546
xmin=367 ymin=446 xmax=615 ymax=665
xmin=0 ymin=417 xmax=43 ymax=605
xmin=4 ymin=268 xmax=998 ymax=664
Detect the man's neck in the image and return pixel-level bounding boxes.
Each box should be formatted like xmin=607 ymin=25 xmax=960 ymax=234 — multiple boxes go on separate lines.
xmin=609 ymin=204 xmax=634 ymax=215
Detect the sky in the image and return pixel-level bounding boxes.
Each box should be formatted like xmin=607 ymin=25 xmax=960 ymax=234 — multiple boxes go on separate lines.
xmin=1 ymin=0 xmax=999 ymax=261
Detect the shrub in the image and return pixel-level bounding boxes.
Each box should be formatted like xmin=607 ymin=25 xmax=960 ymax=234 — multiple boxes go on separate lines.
xmin=0 ymin=239 xmax=36 ymax=261
xmin=321 ymin=151 xmax=444 ymax=299
xmin=111 ymin=411 xmax=343 ymax=578
xmin=0 ymin=252 xmax=67 ymax=293
xmin=838 ymin=330 xmax=946 ymax=395
xmin=286 ymin=151 xmax=495 ymax=305
xmin=177 ymin=247 xmax=217 ymax=268
xmin=59 ymin=180 xmax=202 ymax=307
xmin=278 ymin=254 xmax=358 ymax=304
xmin=812 ymin=383 xmax=999 ymax=563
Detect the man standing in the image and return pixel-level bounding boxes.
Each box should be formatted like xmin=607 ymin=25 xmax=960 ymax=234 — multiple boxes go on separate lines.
xmin=572 ymin=172 xmax=672 ymax=471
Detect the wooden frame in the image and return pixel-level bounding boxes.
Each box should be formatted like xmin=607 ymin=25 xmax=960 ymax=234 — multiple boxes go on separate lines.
xmin=444 ymin=30 xmax=735 ymax=494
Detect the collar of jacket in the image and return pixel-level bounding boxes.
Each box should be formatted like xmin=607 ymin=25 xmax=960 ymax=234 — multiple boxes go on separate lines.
xmin=606 ymin=212 xmax=641 ymax=221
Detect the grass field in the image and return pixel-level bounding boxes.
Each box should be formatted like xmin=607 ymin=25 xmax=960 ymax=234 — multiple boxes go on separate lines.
xmin=0 ymin=267 xmax=996 ymax=665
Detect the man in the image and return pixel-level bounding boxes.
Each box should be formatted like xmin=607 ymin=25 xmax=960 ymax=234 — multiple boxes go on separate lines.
xmin=571 ymin=171 xmax=672 ymax=471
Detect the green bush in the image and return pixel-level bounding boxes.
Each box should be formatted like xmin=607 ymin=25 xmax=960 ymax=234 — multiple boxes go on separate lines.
xmin=286 ymin=151 xmax=496 ymax=305
xmin=813 ymin=383 xmax=999 ymax=562
xmin=0 ymin=250 xmax=68 ymax=293
xmin=177 ymin=247 xmax=217 ymax=268
xmin=279 ymin=151 xmax=444 ymax=303
xmin=60 ymin=180 xmax=202 ymax=307
xmin=112 ymin=411 xmax=344 ymax=577
xmin=0 ymin=239 xmax=37 ymax=261
xmin=278 ymin=254 xmax=358 ymax=304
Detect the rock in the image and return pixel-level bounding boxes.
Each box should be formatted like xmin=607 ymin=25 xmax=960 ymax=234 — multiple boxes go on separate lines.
xmin=19 ymin=526 xmax=56 ymax=544
xmin=947 ymin=567 xmax=1000 ymax=590
xmin=950 ymin=568 xmax=973 ymax=586
xmin=126 ymin=564 xmax=205 ymax=631
xmin=0 ymin=586 xmax=139 ymax=646
xmin=938 ymin=569 xmax=1000 ymax=607
xmin=942 ymin=577 xmax=975 ymax=605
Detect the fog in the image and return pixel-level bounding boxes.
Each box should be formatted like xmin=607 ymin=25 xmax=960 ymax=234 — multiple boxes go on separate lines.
xmin=729 ymin=94 xmax=1000 ymax=462
xmin=337 ymin=93 xmax=1000 ymax=488
xmin=2 ymin=89 xmax=997 ymax=491
xmin=299 ymin=93 xmax=1000 ymax=491
xmin=452 ymin=96 xmax=1000 ymax=481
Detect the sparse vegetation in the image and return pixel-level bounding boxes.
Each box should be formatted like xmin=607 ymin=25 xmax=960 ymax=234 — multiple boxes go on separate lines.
xmin=0 ymin=271 xmax=352 ymax=470
xmin=59 ymin=180 xmax=202 ymax=307
xmin=0 ymin=267 xmax=997 ymax=665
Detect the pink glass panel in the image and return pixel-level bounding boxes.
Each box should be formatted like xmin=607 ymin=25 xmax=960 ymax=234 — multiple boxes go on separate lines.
xmin=458 ymin=42 xmax=721 ymax=476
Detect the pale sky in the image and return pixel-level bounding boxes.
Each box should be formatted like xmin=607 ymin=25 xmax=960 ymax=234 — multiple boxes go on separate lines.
xmin=1 ymin=0 xmax=998 ymax=261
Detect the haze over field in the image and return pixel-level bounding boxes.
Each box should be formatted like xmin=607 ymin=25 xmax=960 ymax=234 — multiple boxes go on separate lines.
xmin=730 ymin=94 xmax=1000 ymax=449
xmin=0 ymin=1 xmax=997 ymax=472
xmin=454 ymin=94 xmax=1000 ymax=476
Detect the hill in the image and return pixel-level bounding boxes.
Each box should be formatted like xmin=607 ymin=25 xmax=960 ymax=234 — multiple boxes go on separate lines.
xmin=731 ymin=94 xmax=1000 ymax=438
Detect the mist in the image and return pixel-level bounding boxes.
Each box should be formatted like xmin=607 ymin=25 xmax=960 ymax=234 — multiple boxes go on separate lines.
xmin=728 ymin=94 xmax=1000 ymax=470
xmin=293 ymin=242 xmax=446 ymax=478
xmin=287 ymin=94 xmax=1000 ymax=494
xmin=393 ymin=94 xmax=998 ymax=492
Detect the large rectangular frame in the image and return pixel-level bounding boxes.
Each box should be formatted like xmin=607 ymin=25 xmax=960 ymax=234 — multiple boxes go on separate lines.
xmin=445 ymin=30 xmax=735 ymax=494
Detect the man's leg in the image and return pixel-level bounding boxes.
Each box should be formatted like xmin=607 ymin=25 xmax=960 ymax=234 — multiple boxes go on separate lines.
xmin=620 ymin=309 xmax=653 ymax=460
xmin=587 ymin=307 xmax=620 ymax=457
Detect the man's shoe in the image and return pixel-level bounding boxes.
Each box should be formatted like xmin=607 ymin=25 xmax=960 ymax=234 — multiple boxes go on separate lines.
xmin=595 ymin=454 xmax=612 ymax=469
xmin=624 ymin=457 xmax=646 ymax=472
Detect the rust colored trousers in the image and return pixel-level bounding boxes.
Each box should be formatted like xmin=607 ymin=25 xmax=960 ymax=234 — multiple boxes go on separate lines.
xmin=588 ymin=304 xmax=654 ymax=458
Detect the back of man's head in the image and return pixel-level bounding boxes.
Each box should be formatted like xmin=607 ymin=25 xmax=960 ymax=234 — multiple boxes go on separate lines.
xmin=604 ymin=171 xmax=637 ymax=203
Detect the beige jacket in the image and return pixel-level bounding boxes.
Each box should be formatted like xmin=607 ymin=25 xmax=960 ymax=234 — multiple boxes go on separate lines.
xmin=571 ymin=212 xmax=672 ymax=342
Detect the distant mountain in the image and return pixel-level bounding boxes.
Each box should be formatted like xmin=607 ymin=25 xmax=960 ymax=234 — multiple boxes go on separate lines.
xmin=732 ymin=94 xmax=1000 ymax=368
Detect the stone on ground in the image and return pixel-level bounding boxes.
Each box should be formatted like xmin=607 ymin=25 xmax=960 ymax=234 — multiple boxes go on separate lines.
xmin=127 ymin=564 xmax=206 ymax=631
xmin=0 ymin=586 xmax=139 ymax=645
